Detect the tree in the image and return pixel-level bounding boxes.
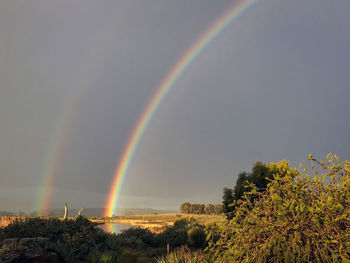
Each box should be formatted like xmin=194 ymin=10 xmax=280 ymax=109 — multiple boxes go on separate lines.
xmin=204 ymin=204 xmax=215 ymax=215
xmin=180 ymin=202 xmax=191 ymax=214
xmin=223 ymin=161 xmax=290 ymax=219
xmin=190 ymin=204 xmax=204 ymax=214
xmin=233 ymin=171 xmax=249 ymax=200
xmin=233 ymin=162 xmax=274 ymax=201
xmin=209 ymin=156 xmax=350 ymax=262
xmin=199 ymin=204 xmax=205 ymax=214
xmin=213 ymin=204 xmax=223 ymax=215
xmin=222 ymin=188 xmax=234 ymax=219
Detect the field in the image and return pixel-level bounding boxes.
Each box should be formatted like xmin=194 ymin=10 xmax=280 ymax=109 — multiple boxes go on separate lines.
xmin=98 ymin=213 xmax=225 ymax=233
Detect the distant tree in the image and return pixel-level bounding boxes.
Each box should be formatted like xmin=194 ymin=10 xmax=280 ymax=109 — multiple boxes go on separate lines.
xmin=180 ymin=202 xmax=191 ymax=214
xmin=204 ymin=204 xmax=215 ymax=215
xmin=190 ymin=204 xmax=204 ymax=214
xmin=181 ymin=203 xmax=222 ymax=215
xmin=213 ymin=204 xmax=223 ymax=215
xmin=199 ymin=204 xmax=205 ymax=214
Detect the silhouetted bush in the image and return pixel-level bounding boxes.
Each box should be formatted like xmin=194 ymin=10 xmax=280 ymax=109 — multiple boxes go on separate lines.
xmin=115 ymin=227 xmax=157 ymax=249
xmin=157 ymin=218 xmax=202 ymax=248
xmin=188 ymin=226 xmax=206 ymax=249
xmin=0 ymin=216 xmax=120 ymax=262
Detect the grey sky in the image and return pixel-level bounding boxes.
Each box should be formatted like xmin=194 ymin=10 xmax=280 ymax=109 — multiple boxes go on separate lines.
xmin=0 ymin=0 xmax=349 ymax=212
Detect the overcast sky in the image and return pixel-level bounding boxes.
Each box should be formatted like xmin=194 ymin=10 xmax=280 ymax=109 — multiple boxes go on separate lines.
xmin=1 ymin=0 xmax=349 ymax=212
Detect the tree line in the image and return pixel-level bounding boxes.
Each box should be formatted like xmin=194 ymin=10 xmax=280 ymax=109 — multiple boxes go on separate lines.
xmin=180 ymin=202 xmax=223 ymax=215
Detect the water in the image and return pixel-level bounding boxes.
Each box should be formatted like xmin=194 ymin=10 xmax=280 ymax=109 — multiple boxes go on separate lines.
xmin=99 ymin=222 xmax=133 ymax=234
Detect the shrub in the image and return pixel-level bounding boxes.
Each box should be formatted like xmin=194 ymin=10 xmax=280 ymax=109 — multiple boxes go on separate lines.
xmin=156 ymin=246 xmax=210 ymax=263
xmin=0 ymin=216 xmax=120 ymax=262
xmin=188 ymin=226 xmax=206 ymax=249
xmin=207 ymin=155 xmax=350 ymax=262
xmin=87 ymin=249 xmax=119 ymax=263
xmin=157 ymin=218 xmax=198 ymax=248
xmin=116 ymin=227 xmax=157 ymax=248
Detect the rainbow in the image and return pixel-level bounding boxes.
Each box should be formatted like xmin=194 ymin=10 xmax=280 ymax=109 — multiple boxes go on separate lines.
xmin=37 ymin=25 xmax=115 ymax=215
xmin=104 ymin=0 xmax=258 ymax=217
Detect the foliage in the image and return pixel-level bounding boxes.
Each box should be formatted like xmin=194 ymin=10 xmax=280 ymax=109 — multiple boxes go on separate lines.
xmin=208 ymin=155 xmax=350 ymax=262
xmin=156 ymin=246 xmax=210 ymax=263
xmin=158 ymin=219 xmax=193 ymax=248
xmin=87 ymin=249 xmax=119 ymax=263
xmin=0 ymin=216 xmax=210 ymax=262
xmin=188 ymin=226 xmax=206 ymax=249
xmin=222 ymin=188 xmax=235 ymax=219
xmin=213 ymin=204 xmax=223 ymax=215
xmin=180 ymin=203 xmax=222 ymax=215
xmin=3 ymin=155 xmax=348 ymax=262
xmin=223 ymin=161 xmax=292 ymax=219
xmin=115 ymin=227 xmax=157 ymax=249
xmin=157 ymin=218 xmax=206 ymax=249
xmin=204 ymin=204 xmax=215 ymax=215
xmin=0 ymin=216 xmax=120 ymax=262
xmin=180 ymin=203 xmax=192 ymax=214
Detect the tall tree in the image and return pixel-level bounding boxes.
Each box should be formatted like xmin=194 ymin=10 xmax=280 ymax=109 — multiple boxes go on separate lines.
xmin=224 ymin=161 xmax=290 ymax=219
xmin=223 ymin=188 xmax=235 ymax=219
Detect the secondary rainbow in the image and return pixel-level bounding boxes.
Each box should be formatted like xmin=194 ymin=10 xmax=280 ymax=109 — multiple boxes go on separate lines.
xmin=37 ymin=25 xmax=116 ymax=215
xmin=105 ymin=0 xmax=258 ymax=217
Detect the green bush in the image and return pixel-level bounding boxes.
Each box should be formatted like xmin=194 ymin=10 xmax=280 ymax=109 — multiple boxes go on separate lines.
xmin=188 ymin=226 xmax=206 ymax=249
xmin=157 ymin=218 xmax=198 ymax=248
xmin=116 ymin=227 xmax=157 ymax=248
xmin=156 ymin=246 xmax=210 ymax=263
xmin=87 ymin=249 xmax=119 ymax=263
xmin=0 ymin=216 xmax=120 ymax=262
xmin=207 ymin=155 xmax=350 ymax=262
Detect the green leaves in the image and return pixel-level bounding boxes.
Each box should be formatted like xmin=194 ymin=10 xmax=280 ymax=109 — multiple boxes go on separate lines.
xmin=207 ymin=156 xmax=350 ymax=262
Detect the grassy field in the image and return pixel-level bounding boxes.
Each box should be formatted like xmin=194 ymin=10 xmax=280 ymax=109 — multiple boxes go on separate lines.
xmin=99 ymin=213 xmax=225 ymax=233
xmin=115 ymin=213 xmax=224 ymax=224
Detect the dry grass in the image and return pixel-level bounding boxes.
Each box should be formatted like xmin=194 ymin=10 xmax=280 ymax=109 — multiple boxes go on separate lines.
xmin=114 ymin=213 xmax=223 ymax=223
xmin=97 ymin=213 xmax=225 ymax=233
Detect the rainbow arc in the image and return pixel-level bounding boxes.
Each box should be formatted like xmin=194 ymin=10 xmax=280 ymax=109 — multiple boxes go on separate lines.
xmin=104 ymin=0 xmax=258 ymax=217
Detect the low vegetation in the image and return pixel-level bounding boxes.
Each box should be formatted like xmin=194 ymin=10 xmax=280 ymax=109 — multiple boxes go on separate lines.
xmin=0 ymin=216 xmax=209 ymax=262
xmin=156 ymin=246 xmax=208 ymax=263
xmin=160 ymin=154 xmax=350 ymax=262
xmin=0 ymin=154 xmax=349 ymax=262
xmin=0 ymin=216 xmax=120 ymax=262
